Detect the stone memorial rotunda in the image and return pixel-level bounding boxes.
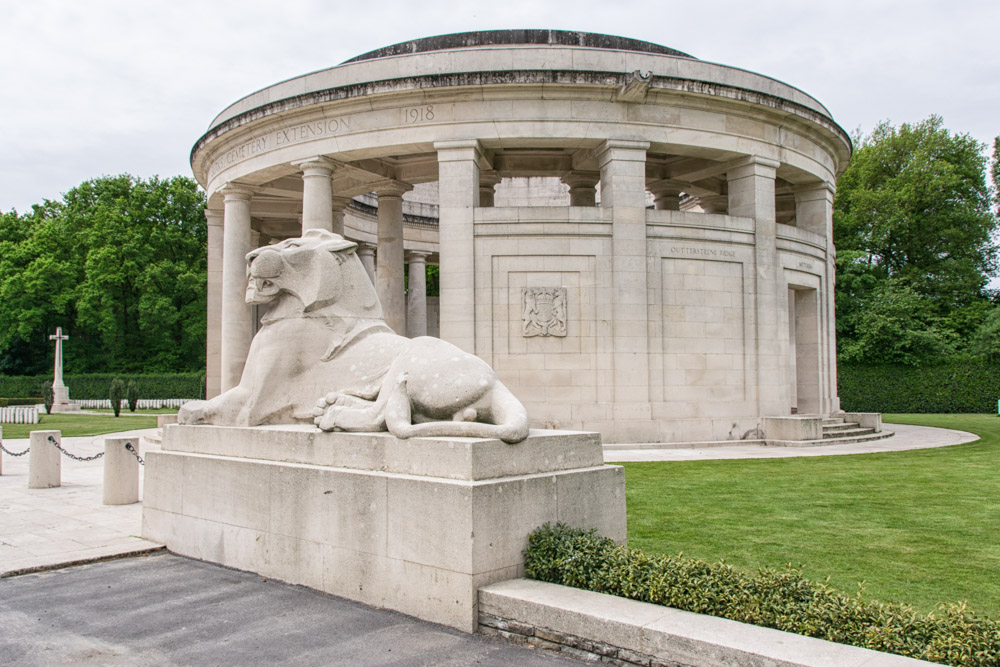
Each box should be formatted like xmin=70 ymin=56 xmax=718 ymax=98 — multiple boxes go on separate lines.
xmin=193 ymin=30 xmax=851 ymax=444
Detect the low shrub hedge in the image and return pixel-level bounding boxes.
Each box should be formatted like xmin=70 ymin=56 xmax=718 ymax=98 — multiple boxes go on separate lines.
xmin=524 ymin=524 xmax=999 ymax=666
xmin=838 ymin=361 xmax=1000 ymax=413
xmin=0 ymin=374 xmax=203 ymax=400
xmin=0 ymin=397 xmax=42 ymax=407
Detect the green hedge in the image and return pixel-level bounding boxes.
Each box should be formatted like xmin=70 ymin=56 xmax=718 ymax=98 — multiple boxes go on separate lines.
xmin=0 ymin=397 xmax=42 ymax=406
xmin=839 ymin=361 xmax=1000 ymax=413
xmin=524 ymin=524 xmax=999 ymax=666
xmin=0 ymin=374 xmax=203 ymax=400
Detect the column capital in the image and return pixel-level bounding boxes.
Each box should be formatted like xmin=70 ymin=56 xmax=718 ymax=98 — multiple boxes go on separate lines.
xmin=596 ymin=139 xmax=650 ymax=167
xmin=291 ymin=156 xmax=337 ymax=175
xmin=560 ymin=170 xmax=601 ymax=188
xmin=405 ymin=250 xmax=433 ymax=262
xmin=219 ymin=182 xmax=257 ymax=200
xmin=330 ymin=196 xmax=354 ymax=211
xmin=434 ymin=139 xmax=487 ymax=165
xmin=790 ymin=181 xmax=836 ymax=198
xmin=370 ymin=180 xmax=414 ymax=198
xmin=726 ymin=155 xmax=780 ymax=180
xmin=204 ymin=208 xmax=224 ymax=225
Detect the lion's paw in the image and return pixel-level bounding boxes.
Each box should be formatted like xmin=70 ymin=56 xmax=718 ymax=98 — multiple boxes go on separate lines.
xmin=313 ymin=393 xmax=347 ymax=431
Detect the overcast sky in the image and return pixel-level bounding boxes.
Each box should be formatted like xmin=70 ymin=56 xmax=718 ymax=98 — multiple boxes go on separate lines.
xmin=1 ymin=0 xmax=997 ymax=214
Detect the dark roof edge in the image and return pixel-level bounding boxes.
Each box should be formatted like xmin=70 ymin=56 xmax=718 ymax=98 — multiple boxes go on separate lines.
xmin=342 ymin=30 xmax=695 ymax=64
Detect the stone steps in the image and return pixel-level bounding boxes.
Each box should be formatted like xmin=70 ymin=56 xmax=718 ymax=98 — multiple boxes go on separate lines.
xmin=767 ymin=429 xmax=895 ymax=448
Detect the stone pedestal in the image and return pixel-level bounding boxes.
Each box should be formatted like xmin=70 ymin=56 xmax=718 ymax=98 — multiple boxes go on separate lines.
xmin=50 ymin=385 xmax=81 ymax=412
xmin=142 ymin=425 xmax=625 ymax=632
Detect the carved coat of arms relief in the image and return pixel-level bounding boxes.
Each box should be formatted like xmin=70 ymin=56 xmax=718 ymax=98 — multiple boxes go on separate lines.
xmin=521 ymin=287 xmax=568 ymax=337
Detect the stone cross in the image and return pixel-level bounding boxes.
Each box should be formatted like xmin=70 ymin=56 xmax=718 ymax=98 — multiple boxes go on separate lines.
xmin=49 ymin=327 xmax=69 ymax=389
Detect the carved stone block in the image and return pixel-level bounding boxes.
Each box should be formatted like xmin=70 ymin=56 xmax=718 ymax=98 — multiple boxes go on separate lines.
xmin=522 ymin=287 xmax=567 ymax=337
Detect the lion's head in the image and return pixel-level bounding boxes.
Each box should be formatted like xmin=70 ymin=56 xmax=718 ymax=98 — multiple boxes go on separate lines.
xmin=244 ymin=229 xmax=381 ymax=318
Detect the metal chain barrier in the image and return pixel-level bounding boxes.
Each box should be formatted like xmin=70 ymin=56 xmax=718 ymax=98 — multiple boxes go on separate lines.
xmin=124 ymin=442 xmax=144 ymax=466
xmin=0 ymin=438 xmax=30 ymax=457
xmin=47 ymin=435 xmax=104 ymax=462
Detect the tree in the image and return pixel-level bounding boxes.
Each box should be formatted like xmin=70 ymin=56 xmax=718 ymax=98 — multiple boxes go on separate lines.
xmin=834 ymin=117 xmax=999 ymax=363
xmin=0 ymin=175 xmax=207 ymax=375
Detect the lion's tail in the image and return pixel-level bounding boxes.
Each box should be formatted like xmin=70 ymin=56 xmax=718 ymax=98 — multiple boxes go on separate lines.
xmin=391 ymin=419 xmax=530 ymax=444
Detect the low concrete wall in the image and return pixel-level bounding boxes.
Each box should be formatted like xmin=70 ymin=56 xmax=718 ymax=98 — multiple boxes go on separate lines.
xmin=763 ymin=416 xmax=823 ymax=443
xmin=478 ymin=579 xmax=932 ymax=667
xmin=843 ymin=412 xmax=882 ymax=432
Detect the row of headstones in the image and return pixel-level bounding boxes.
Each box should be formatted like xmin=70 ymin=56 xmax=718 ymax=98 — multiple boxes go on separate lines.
xmin=76 ymin=398 xmax=194 ymax=410
xmin=0 ymin=427 xmax=141 ymax=505
xmin=0 ymin=407 xmax=39 ymax=424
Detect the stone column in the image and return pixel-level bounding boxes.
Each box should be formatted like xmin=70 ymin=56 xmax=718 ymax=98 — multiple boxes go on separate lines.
xmin=794 ymin=183 xmax=839 ymax=413
xmin=331 ymin=196 xmax=353 ymax=236
xmin=696 ymin=193 xmax=729 ymax=214
xmin=728 ymin=156 xmax=785 ymax=417
xmin=435 ymin=140 xmax=482 ymax=353
xmin=562 ymin=171 xmax=600 ymax=206
xmin=479 ymin=171 xmax=500 ymax=207
xmin=220 ymin=184 xmax=255 ymax=392
xmin=598 ymin=139 xmax=651 ymax=424
xmin=374 ymin=182 xmax=413 ymax=335
xmin=357 ymin=243 xmax=376 ymax=285
xmin=648 ymin=181 xmax=683 ymax=210
xmin=406 ymin=251 xmax=432 ymax=338
xmin=205 ymin=208 xmax=224 ymax=398
xmin=295 ymin=157 xmax=335 ymax=233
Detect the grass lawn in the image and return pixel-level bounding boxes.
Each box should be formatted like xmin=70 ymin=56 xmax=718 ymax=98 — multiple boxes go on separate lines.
xmin=0 ymin=412 xmax=158 ymax=439
xmin=617 ymin=413 xmax=1000 ymax=617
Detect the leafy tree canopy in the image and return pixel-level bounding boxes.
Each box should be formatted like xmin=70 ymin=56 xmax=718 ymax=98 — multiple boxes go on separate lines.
xmin=0 ymin=174 xmax=206 ymax=375
xmin=834 ymin=117 xmax=999 ymax=364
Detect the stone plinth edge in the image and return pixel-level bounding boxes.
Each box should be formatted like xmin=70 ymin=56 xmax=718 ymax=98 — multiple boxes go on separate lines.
xmin=143 ymin=426 xmax=625 ymax=632
xmin=162 ymin=424 xmax=603 ymax=481
xmin=478 ymin=579 xmax=933 ymax=666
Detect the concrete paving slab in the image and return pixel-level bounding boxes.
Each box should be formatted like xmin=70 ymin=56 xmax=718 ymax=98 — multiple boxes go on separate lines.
xmin=605 ymin=422 xmax=980 ymax=461
xmin=0 ymin=553 xmax=578 ymax=666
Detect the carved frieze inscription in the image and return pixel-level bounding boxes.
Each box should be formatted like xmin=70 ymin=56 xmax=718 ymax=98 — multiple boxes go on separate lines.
xmin=522 ymin=287 xmax=568 ymax=337
xmin=208 ymin=116 xmax=354 ymax=179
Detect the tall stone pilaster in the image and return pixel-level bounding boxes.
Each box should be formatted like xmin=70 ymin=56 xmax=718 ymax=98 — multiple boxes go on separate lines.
xmin=406 ymin=251 xmax=432 ymax=338
xmin=295 ymin=157 xmax=335 ymax=233
xmin=220 ymin=184 xmax=255 ymax=392
xmin=205 ymin=208 xmax=224 ymax=398
xmin=374 ymin=181 xmax=413 ymax=335
xmin=794 ymin=182 xmax=839 ymax=413
xmin=728 ymin=156 xmax=786 ymax=417
xmin=435 ymin=140 xmax=482 ymax=354
xmin=599 ymin=139 xmax=651 ymax=422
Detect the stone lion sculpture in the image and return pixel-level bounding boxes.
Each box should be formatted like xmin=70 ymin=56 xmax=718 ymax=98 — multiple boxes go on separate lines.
xmin=178 ymin=229 xmax=529 ymax=443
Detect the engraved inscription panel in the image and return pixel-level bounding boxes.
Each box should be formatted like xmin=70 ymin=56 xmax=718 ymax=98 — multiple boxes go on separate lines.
xmin=522 ymin=287 xmax=568 ymax=337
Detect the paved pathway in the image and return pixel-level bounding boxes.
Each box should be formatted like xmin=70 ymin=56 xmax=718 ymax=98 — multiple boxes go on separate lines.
xmin=0 ymin=429 xmax=161 ymax=577
xmin=605 ymin=422 xmax=979 ymax=461
xmin=0 ymin=422 xmax=981 ymax=578
xmin=0 ymin=553 xmax=578 ymax=666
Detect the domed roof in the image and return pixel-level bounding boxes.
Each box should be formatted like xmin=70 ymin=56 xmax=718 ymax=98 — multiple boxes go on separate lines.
xmin=343 ymin=30 xmax=695 ymax=64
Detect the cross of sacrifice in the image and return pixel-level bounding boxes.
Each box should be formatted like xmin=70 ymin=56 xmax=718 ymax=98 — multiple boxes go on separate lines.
xmin=49 ymin=327 xmax=69 ymax=389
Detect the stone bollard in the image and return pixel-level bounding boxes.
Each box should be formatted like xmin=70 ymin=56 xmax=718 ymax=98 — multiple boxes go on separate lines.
xmin=29 ymin=430 xmax=62 ymax=488
xmin=0 ymin=425 xmax=4 ymax=475
xmin=103 ymin=437 xmax=140 ymax=505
